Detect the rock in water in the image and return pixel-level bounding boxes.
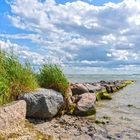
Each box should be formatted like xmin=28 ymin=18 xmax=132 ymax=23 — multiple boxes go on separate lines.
xmin=84 ymin=83 xmax=103 ymax=93
xmin=74 ymin=93 xmax=96 ymax=116
xmin=71 ymin=83 xmax=88 ymax=95
xmin=20 ymin=88 xmax=64 ymax=119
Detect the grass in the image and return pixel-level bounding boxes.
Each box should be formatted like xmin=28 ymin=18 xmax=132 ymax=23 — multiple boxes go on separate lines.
xmin=0 ymin=51 xmax=38 ymax=105
xmin=0 ymin=50 xmax=69 ymax=105
xmin=38 ymin=64 xmax=69 ymax=97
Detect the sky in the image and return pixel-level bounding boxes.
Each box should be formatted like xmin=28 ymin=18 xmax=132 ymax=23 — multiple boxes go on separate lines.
xmin=0 ymin=0 xmax=140 ymax=74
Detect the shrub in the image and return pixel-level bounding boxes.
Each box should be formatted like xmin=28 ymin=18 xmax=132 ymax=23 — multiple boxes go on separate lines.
xmin=0 ymin=51 xmax=38 ymax=105
xmin=38 ymin=64 xmax=69 ymax=96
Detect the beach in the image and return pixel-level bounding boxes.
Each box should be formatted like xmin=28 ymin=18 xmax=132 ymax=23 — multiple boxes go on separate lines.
xmin=33 ymin=75 xmax=140 ymax=140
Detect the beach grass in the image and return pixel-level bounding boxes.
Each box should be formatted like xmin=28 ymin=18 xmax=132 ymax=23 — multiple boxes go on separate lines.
xmin=0 ymin=51 xmax=38 ymax=105
xmin=37 ymin=64 xmax=69 ymax=96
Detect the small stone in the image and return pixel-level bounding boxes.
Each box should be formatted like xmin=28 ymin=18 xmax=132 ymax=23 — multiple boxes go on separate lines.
xmin=120 ymin=116 xmax=131 ymax=121
xmin=80 ymin=127 xmax=88 ymax=133
xmin=74 ymin=131 xmax=81 ymax=136
xmin=59 ymin=118 xmax=65 ymax=124
xmin=106 ymin=135 xmax=112 ymax=139
xmin=53 ymin=124 xmax=59 ymax=128
xmin=65 ymin=126 xmax=69 ymax=130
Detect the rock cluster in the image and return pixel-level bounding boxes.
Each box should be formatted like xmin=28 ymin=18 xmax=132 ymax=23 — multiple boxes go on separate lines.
xmin=18 ymin=80 xmax=133 ymax=119
xmin=33 ymin=115 xmax=96 ymax=140
xmin=71 ymin=80 xmax=129 ymax=95
xmin=69 ymin=80 xmax=133 ymax=116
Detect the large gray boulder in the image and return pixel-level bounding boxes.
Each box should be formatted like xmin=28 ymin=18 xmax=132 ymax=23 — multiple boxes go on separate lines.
xmin=20 ymin=88 xmax=64 ymax=119
xmin=0 ymin=100 xmax=26 ymax=135
xmin=74 ymin=93 xmax=96 ymax=116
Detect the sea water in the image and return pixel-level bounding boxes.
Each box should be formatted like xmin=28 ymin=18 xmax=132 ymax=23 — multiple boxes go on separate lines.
xmin=66 ymin=74 xmax=140 ymax=83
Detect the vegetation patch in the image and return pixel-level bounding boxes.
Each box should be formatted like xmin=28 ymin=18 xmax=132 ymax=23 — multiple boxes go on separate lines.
xmin=0 ymin=51 xmax=38 ymax=105
xmin=67 ymin=103 xmax=77 ymax=115
xmin=37 ymin=64 xmax=69 ymax=97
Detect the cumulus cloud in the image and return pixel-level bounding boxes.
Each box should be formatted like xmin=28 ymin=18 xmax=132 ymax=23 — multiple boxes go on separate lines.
xmin=1 ymin=0 xmax=140 ymax=73
xmin=0 ymin=39 xmax=46 ymax=65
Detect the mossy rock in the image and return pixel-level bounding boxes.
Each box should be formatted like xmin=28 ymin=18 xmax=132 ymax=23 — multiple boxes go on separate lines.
xmin=116 ymin=80 xmax=134 ymax=90
xmin=96 ymin=92 xmax=112 ymax=101
xmin=96 ymin=92 xmax=103 ymax=101
xmin=101 ymin=89 xmax=107 ymax=93
xmin=84 ymin=107 xmax=96 ymax=116
xmin=67 ymin=103 xmax=77 ymax=115
xmin=74 ymin=107 xmax=96 ymax=116
xmin=124 ymin=80 xmax=135 ymax=85
xmin=101 ymin=93 xmax=112 ymax=100
xmin=95 ymin=119 xmax=105 ymax=124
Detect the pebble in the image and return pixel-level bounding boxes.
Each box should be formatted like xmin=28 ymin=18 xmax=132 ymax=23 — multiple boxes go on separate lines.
xmin=80 ymin=127 xmax=88 ymax=133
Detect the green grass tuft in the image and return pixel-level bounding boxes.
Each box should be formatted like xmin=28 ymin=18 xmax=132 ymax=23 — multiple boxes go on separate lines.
xmin=0 ymin=51 xmax=38 ymax=105
xmin=38 ymin=64 xmax=69 ymax=96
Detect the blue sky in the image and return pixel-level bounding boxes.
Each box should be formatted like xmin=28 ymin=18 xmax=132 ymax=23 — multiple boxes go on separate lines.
xmin=0 ymin=0 xmax=140 ymax=74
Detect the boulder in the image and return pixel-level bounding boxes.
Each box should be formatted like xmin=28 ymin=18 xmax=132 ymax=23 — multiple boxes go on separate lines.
xmin=100 ymin=81 xmax=118 ymax=93
xmin=74 ymin=93 xmax=96 ymax=116
xmin=71 ymin=83 xmax=88 ymax=95
xmin=104 ymin=85 xmax=114 ymax=93
xmin=20 ymin=88 xmax=64 ymax=119
xmin=0 ymin=100 xmax=26 ymax=135
xmin=84 ymin=83 xmax=103 ymax=93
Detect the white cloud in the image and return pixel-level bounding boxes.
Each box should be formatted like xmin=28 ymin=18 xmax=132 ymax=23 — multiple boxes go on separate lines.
xmin=107 ymin=49 xmax=139 ymax=60
xmin=0 ymin=39 xmax=47 ymax=65
xmin=2 ymin=0 xmax=140 ymax=73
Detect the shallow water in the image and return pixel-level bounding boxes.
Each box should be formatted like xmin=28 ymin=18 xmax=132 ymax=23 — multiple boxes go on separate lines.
xmin=67 ymin=74 xmax=140 ymax=139
xmin=95 ymin=82 xmax=140 ymax=139
xmin=67 ymin=74 xmax=140 ymax=83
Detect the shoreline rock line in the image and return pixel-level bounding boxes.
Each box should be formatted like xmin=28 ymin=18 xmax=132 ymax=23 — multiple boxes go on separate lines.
xmin=69 ymin=80 xmax=134 ymax=116
xmin=20 ymin=80 xmax=134 ymax=119
xmin=9 ymin=80 xmax=132 ymax=120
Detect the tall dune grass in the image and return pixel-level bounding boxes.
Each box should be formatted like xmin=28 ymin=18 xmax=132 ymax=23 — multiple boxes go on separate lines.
xmin=0 ymin=51 xmax=38 ymax=105
xmin=38 ymin=64 xmax=69 ymax=96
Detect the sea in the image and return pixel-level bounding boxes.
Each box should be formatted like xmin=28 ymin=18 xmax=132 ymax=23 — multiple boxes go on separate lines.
xmin=66 ymin=74 xmax=140 ymax=83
